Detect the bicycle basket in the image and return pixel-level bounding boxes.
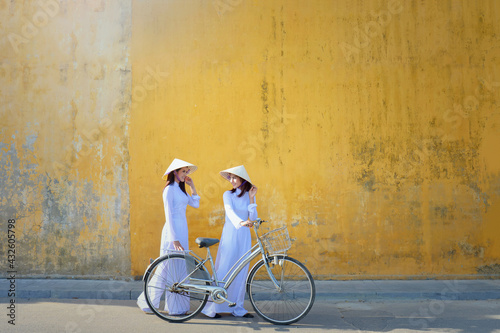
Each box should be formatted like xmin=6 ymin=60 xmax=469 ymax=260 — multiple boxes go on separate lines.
xmin=259 ymin=226 xmax=292 ymax=254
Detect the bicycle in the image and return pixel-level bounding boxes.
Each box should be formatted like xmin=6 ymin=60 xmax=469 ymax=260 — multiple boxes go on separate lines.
xmin=142 ymin=218 xmax=315 ymax=325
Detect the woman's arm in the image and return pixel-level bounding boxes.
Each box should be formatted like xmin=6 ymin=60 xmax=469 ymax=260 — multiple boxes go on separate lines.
xmin=248 ymin=186 xmax=258 ymax=221
xmin=185 ymin=176 xmax=200 ymax=208
xmin=163 ymin=187 xmax=179 ymax=243
xmin=223 ymin=191 xmax=245 ymax=229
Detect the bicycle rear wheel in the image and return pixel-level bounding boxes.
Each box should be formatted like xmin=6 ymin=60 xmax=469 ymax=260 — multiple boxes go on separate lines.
xmin=144 ymin=253 xmax=209 ymax=322
xmin=246 ymin=255 xmax=315 ymax=325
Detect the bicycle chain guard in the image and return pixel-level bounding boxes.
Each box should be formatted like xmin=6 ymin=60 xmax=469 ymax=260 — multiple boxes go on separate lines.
xmin=211 ymin=289 xmax=228 ymax=304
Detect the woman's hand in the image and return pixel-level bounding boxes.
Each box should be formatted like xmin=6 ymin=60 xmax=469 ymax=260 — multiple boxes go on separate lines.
xmin=185 ymin=176 xmax=194 ymax=187
xmin=240 ymin=220 xmax=254 ymax=228
xmin=172 ymin=240 xmax=184 ymax=251
xmin=249 ymin=185 xmax=257 ymax=199
xmin=185 ymin=176 xmax=198 ymax=195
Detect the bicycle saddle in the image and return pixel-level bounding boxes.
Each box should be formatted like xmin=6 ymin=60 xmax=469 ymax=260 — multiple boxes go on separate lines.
xmin=195 ymin=237 xmax=220 ymax=248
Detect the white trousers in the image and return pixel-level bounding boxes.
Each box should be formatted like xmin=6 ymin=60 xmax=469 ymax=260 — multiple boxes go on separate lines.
xmin=137 ymin=255 xmax=190 ymax=314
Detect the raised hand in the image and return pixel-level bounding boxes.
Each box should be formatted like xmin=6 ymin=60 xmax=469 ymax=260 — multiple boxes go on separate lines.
xmin=249 ymin=185 xmax=258 ymax=198
xmin=185 ymin=176 xmax=198 ymax=196
xmin=185 ymin=176 xmax=194 ymax=187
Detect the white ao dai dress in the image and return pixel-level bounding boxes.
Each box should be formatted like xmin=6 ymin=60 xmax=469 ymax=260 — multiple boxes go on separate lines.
xmin=202 ymin=188 xmax=258 ymax=317
xmin=137 ymin=181 xmax=200 ymax=314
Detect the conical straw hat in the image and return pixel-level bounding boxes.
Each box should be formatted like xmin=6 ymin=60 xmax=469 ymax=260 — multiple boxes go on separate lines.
xmin=162 ymin=158 xmax=197 ymax=180
xmin=220 ymin=165 xmax=252 ymax=184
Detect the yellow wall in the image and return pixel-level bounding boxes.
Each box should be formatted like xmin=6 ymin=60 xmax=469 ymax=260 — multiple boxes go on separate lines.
xmin=0 ymin=0 xmax=132 ymax=277
xmin=130 ymin=0 xmax=500 ymax=279
xmin=1 ymin=0 xmax=499 ymax=279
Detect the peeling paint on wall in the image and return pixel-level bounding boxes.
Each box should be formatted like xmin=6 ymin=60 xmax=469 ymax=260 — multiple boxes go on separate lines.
xmin=0 ymin=0 xmax=132 ymax=278
xmin=1 ymin=0 xmax=499 ymax=279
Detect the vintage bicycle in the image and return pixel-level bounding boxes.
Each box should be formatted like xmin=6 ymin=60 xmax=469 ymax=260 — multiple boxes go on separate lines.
xmin=142 ymin=218 xmax=315 ymax=325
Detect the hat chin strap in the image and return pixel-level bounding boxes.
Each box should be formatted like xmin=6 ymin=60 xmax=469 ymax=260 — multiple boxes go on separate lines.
xmin=238 ymin=180 xmax=247 ymax=189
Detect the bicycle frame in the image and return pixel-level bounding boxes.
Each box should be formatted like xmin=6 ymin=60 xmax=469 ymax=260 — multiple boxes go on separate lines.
xmin=143 ymin=218 xmax=315 ymax=325
xmin=173 ymin=219 xmax=283 ymax=301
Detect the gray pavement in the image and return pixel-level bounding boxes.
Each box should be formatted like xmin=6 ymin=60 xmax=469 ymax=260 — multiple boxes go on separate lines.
xmin=2 ymin=298 xmax=500 ymax=332
xmin=2 ymin=278 xmax=500 ymax=301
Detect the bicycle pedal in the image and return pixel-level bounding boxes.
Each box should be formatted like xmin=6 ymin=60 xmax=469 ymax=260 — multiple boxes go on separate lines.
xmin=214 ymin=292 xmax=236 ymax=307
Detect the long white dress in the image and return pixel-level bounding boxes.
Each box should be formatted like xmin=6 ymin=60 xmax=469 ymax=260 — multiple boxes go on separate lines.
xmin=202 ymin=188 xmax=258 ymax=317
xmin=137 ymin=181 xmax=200 ymax=313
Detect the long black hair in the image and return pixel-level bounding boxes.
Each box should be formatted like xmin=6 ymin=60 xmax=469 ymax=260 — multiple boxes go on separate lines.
xmin=230 ymin=177 xmax=252 ymax=197
xmin=164 ymin=169 xmax=187 ymax=195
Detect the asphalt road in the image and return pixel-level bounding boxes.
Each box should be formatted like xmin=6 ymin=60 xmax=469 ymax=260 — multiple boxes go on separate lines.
xmin=1 ymin=298 xmax=499 ymax=333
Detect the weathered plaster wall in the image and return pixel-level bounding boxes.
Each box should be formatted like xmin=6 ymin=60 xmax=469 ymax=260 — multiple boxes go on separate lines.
xmin=1 ymin=0 xmax=499 ymax=280
xmin=130 ymin=0 xmax=500 ymax=279
xmin=0 ymin=0 xmax=131 ymax=277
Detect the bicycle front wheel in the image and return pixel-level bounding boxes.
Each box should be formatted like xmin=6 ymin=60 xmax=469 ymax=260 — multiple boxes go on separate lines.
xmin=144 ymin=253 xmax=209 ymax=323
xmin=246 ymin=255 xmax=315 ymax=325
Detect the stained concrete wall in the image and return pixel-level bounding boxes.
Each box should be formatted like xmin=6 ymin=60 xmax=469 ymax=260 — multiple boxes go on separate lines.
xmin=129 ymin=0 xmax=500 ymax=279
xmin=0 ymin=0 xmax=131 ymax=278
xmin=1 ymin=0 xmax=499 ymax=280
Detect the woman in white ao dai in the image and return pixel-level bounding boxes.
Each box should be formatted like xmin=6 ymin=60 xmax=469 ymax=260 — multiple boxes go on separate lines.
xmin=203 ymin=165 xmax=257 ymax=318
xmin=137 ymin=159 xmax=199 ymax=314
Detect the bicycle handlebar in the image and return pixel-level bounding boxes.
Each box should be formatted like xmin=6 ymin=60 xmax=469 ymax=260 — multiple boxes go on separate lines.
xmin=254 ymin=218 xmax=266 ymax=226
xmin=253 ymin=218 xmax=266 ymax=232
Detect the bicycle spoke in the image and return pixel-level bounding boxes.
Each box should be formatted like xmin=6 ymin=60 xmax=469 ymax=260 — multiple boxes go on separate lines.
xmin=249 ymin=281 xmax=276 ymax=290
xmin=247 ymin=256 xmax=315 ymax=325
xmin=144 ymin=254 xmax=209 ymax=323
